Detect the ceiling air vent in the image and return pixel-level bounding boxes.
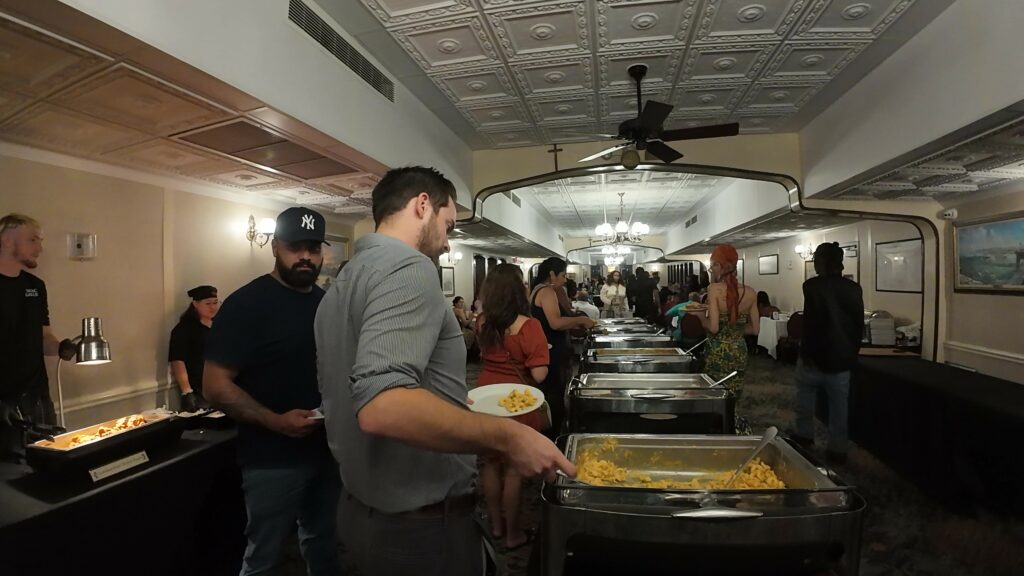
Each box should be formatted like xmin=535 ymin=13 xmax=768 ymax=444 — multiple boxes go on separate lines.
xmin=288 ymin=0 xmax=395 ymax=102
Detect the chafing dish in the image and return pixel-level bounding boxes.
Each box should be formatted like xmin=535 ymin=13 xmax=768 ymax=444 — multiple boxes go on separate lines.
xmin=588 ymin=334 xmax=674 ymax=349
xmin=583 ymin=347 xmax=693 ymax=373
xmin=567 ymin=374 xmax=734 ymax=434
xmin=26 ymin=413 xmax=184 ymax=475
xmin=590 ymin=324 xmax=660 ymax=335
xmin=541 ymin=434 xmax=864 ymax=576
xmin=596 ymin=318 xmax=647 ymax=326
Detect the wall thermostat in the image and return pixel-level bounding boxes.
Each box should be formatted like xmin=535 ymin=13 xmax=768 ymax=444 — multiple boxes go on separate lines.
xmin=67 ymin=233 xmax=97 ymax=261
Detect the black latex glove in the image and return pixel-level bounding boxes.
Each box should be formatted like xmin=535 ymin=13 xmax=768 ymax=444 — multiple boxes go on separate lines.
xmin=181 ymin=392 xmax=201 ymax=413
xmin=58 ymin=338 xmax=77 ymax=361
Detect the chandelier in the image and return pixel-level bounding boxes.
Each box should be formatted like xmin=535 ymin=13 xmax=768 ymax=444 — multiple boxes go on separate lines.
xmin=593 ymin=191 xmax=650 ymax=244
xmin=600 ymin=245 xmax=632 ymax=267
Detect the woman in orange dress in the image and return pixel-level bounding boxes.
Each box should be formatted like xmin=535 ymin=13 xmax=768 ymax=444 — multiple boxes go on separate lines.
xmin=476 ymin=264 xmax=549 ymax=550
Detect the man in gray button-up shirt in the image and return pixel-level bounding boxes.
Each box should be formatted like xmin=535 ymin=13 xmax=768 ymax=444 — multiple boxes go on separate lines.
xmin=315 ymin=167 xmax=574 ymax=576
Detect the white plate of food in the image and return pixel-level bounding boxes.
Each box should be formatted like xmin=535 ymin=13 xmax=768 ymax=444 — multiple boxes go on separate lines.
xmin=468 ymin=383 xmax=545 ymax=417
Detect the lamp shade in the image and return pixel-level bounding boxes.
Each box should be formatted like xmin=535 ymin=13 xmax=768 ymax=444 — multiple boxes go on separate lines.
xmin=614 ymin=220 xmax=628 ymax=233
xmin=76 ymin=317 xmax=111 ymax=365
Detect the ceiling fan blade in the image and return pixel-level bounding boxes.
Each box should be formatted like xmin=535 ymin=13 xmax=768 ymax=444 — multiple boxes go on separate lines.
xmin=645 ymin=140 xmax=683 ymax=163
xmin=638 ymin=100 xmax=673 ymax=133
xmin=579 ymin=143 xmax=631 ymax=163
xmin=660 ymin=122 xmax=740 ymax=142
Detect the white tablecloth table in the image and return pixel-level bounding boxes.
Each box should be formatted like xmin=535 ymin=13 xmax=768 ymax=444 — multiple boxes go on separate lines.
xmin=757 ymin=317 xmax=789 ymax=359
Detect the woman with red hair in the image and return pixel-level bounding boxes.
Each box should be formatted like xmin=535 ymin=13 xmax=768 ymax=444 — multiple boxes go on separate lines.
xmin=687 ymin=245 xmax=760 ymax=401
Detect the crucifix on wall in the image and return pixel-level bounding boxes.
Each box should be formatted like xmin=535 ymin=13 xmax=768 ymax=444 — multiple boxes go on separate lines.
xmin=547 ymin=143 xmax=563 ymax=171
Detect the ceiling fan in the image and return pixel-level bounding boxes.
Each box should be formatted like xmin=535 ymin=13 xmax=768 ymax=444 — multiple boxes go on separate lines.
xmin=577 ymin=64 xmax=740 ymax=165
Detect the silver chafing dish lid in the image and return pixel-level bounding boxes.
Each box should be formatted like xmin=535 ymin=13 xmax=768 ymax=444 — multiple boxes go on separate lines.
xmin=586 ymin=348 xmax=691 ymax=363
xmin=576 ymin=373 xmax=716 ymax=389
xmin=596 ymin=318 xmax=647 ymax=325
xmin=590 ymin=335 xmax=673 ymax=343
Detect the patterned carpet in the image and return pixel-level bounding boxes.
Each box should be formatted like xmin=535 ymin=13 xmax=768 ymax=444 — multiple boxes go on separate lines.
xmin=279 ymin=352 xmax=1024 ymax=575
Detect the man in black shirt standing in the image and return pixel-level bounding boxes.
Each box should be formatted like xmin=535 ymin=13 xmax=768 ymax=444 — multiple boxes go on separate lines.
xmin=204 ymin=207 xmax=340 ymax=576
xmin=0 ymin=213 xmax=73 ymax=461
xmin=793 ymin=242 xmax=864 ymax=465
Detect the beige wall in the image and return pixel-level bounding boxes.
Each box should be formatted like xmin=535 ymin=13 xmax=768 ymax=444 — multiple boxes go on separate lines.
xmin=472 ymin=134 xmax=802 ymax=195
xmin=941 ymin=190 xmax=1024 ymax=383
xmin=0 ymin=154 xmax=352 ymax=428
xmin=736 ymin=220 xmax=923 ymax=327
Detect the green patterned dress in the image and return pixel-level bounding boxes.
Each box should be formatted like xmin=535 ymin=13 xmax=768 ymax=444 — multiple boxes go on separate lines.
xmin=704 ymin=312 xmax=750 ymax=402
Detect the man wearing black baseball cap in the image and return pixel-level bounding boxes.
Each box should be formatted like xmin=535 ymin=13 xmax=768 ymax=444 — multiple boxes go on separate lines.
xmin=204 ymin=206 xmax=340 ymax=575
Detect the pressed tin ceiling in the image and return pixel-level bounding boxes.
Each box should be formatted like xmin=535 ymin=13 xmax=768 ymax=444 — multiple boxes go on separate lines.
xmin=325 ymin=0 xmax=956 ymax=149
xmin=512 ymin=170 xmax=730 ymax=238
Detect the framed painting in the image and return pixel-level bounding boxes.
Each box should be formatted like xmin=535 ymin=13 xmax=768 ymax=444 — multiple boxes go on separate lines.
xmin=804 ymin=260 xmax=816 ymax=280
xmin=876 ymin=238 xmax=923 ymax=293
xmin=316 ymin=234 xmax=349 ymax=289
xmin=954 ymin=212 xmax=1024 ymax=294
xmin=758 ymin=254 xmax=779 ymax=275
xmin=440 ymin=266 xmax=456 ymax=297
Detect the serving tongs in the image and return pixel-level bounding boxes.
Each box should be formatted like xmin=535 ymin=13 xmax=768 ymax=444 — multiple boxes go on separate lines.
xmin=11 ymin=416 xmax=65 ymax=443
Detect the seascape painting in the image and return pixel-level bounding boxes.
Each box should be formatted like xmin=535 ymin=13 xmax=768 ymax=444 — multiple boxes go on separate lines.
xmin=955 ymin=215 xmax=1024 ymax=293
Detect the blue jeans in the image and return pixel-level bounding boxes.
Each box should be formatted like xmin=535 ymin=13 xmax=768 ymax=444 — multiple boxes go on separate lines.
xmin=794 ymin=358 xmax=850 ymax=454
xmin=239 ymin=460 xmax=341 ymax=576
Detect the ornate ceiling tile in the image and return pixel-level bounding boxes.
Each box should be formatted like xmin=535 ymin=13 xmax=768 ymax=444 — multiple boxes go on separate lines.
xmin=308 ymin=171 xmax=381 ymax=195
xmin=0 ymin=87 xmax=30 ymax=122
xmin=672 ymin=83 xmax=747 ymax=114
xmin=762 ymin=42 xmax=868 ymax=80
xmin=729 ymin=111 xmax=789 ymax=133
xmin=487 ymin=2 xmax=590 ymax=61
xmin=509 ymin=57 xmax=593 ymax=97
xmin=480 ymin=127 xmax=542 ymax=148
xmin=599 ymin=50 xmax=684 ymax=89
xmin=457 ymin=99 xmax=530 ymax=128
xmin=594 ymin=0 xmax=697 ymax=53
xmin=794 ymin=0 xmax=916 ymax=40
xmin=0 ymin=18 xmax=111 ymax=98
xmin=101 ymin=138 xmax=236 ymax=175
xmin=430 ymin=67 xmax=517 ymax=103
xmin=0 ymin=103 xmax=148 ymax=156
xmin=358 ymin=0 xmax=475 ymax=28
xmin=51 ymin=65 xmax=233 ymax=136
xmin=601 ymin=89 xmax=670 ymax=118
xmin=692 ymin=0 xmax=809 ymax=44
xmin=199 ymin=165 xmax=297 ymax=191
xmin=737 ymin=80 xmax=826 ymax=111
xmin=678 ymin=43 xmax=775 ymax=83
xmin=539 ymin=122 xmax=603 ymax=143
xmin=529 ymin=95 xmax=596 ymax=123
xmin=390 ymin=17 xmax=499 ymax=71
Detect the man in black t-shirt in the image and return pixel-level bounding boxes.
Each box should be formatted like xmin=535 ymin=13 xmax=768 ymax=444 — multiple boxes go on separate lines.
xmin=792 ymin=242 xmax=864 ymax=465
xmin=204 ymin=207 xmax=340 ymax=576
xmin=0 ymin=214 xmax=74 ymax=461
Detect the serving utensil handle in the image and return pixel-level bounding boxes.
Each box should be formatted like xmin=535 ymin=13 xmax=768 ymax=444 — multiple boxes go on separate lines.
xmin=670 ymin=507 xmax=763 ymax=519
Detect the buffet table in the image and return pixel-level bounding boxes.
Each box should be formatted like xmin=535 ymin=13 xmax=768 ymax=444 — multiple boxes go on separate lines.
xmin=0 ymin=428 xmax=245 ymax=576
xmin=850 ymin=357 xmax=1024 ymax=516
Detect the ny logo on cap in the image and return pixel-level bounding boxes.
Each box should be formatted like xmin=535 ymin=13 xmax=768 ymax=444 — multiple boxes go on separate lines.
xmin=301 ymin=215 xmax=316 ymax=230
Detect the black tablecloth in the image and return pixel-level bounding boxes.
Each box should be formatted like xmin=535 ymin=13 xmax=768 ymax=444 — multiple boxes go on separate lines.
xmin=0 ymin=429 xmax=245 ymax=576
xmin=850 ymin=357 xmax=1024 ymax=516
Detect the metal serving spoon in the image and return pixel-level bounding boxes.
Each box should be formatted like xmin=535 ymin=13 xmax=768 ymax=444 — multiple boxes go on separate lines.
xmin=709 ymin=370 xmax=738 ymax=388
xmin=722 ymin=426 xmax=779 ymax=489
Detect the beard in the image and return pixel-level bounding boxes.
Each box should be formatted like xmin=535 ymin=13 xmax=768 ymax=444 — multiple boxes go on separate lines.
xmin=416 ymin=213 xmax=445 ymax=265
xmin=275 ymin=257 xmax=322 ymax=289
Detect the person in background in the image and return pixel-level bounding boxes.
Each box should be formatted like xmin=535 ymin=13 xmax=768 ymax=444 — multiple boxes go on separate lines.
xmin=531 ymin=257 xmax=595 ymax=436
xmin=792 ymin=243 xmax=864 ymax=465
xmin=757 ymin=291 xmax=781 ymax=318
xmin=451 ymin=295 xmax=478 ymax=352
xmin=0 ymin=214 xmax=75 ymax=461
xmin=572 ymin=290 xmax=600 ymax=321
xmin=652 ymin=270 xmax=661 ymax=288
xmin=632 ymin=268 xmax=660 ymax=323
xmin=315 ymin=167 xmax=574 ymax=576
xmin=169 ymin=285 xmax=219 ymax=413
xmin=204 ymin=207 xmax=340 ymax=576
xmin=687 ymin=245 xmax=759 ymax=403
xmin=600 ymin=270 xmax=627 ymax=318
xmin=476 ymin=264 xmax=549 ymax=551
xmin=658 ymin=291 xmax=679 ymax=327
xmin=664 ymin=291 xmax=700 ymax=343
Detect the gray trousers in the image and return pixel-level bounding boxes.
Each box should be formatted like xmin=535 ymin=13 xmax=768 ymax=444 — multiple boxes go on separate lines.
xmin=339 ymin=489 xmax=484 ymax=576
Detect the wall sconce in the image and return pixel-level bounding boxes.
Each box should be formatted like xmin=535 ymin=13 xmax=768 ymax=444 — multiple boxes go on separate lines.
xmin=794 ymin=243 xmax=814 ymax=261
xmin=246 ymin=215 xmax=277 ymax=248
xmin=446 ymin=251 xmax=464 ymax=265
